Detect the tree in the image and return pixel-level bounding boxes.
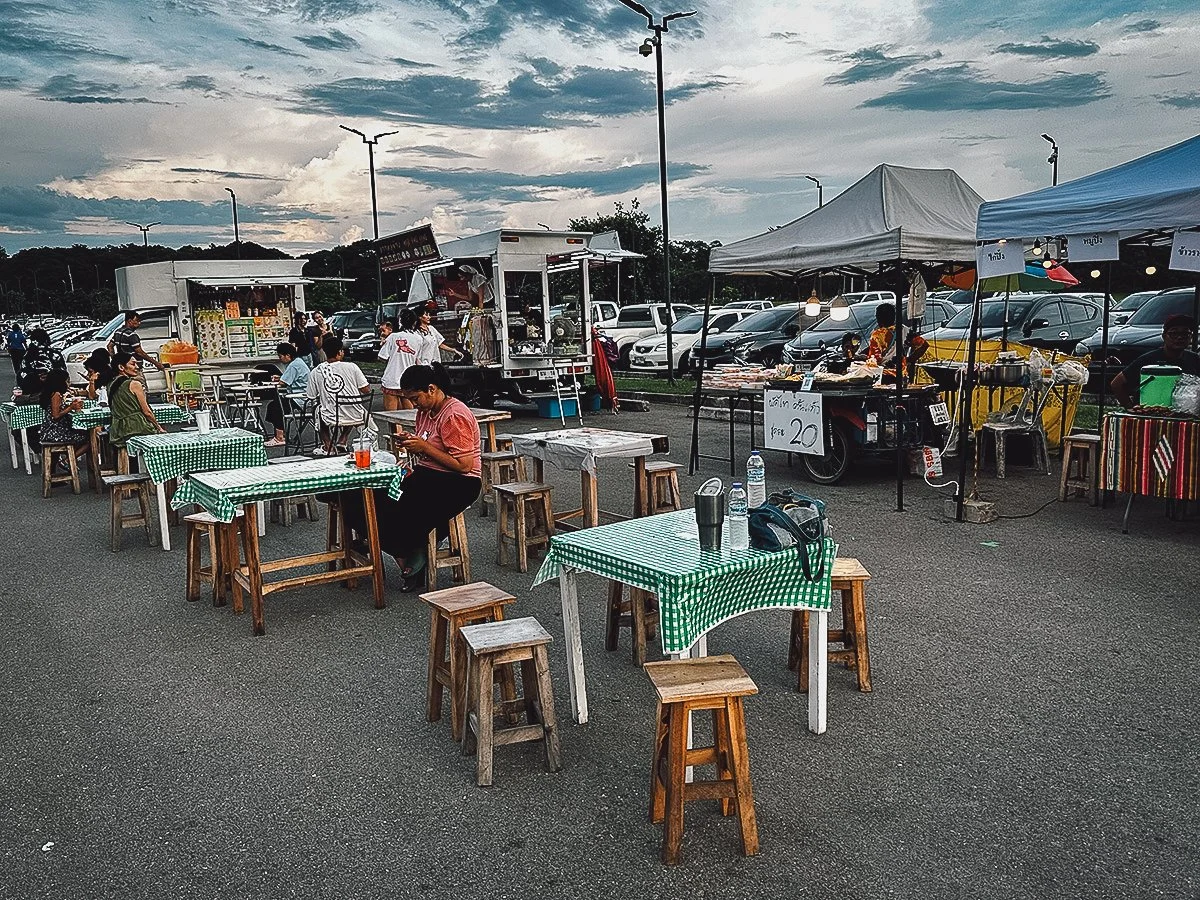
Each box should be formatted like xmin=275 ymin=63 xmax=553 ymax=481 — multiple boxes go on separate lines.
xmin=570 ymin=199 xmax=661 ymax=307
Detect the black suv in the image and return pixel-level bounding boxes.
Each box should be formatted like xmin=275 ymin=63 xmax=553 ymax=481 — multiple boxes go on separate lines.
xmin=691 ymin=306 xmax=800 ymax=368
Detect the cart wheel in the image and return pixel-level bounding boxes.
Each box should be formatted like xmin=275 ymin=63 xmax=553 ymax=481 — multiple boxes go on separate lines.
xmin=803 ymin=421 xmax=851 ymax=485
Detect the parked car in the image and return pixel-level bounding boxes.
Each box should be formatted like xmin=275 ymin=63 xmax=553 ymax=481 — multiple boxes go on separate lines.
xmin=722 ymin=300 xmax=774 ymax=311
xmin=549 ymin=299 xmax=619 ymax=327
xmin=329 ymin=309 xmax=377 ymax=342
xmin=840 ymin=290 xmax=897 ymax=305
xmin=629 ymin=308 xmax=755 ymax=374
xmin=1075 ymin=287 xmax=1197 ymax=386
xmin=51 ymin=325 xmax=99 ymax=351
xmin=691 ymin=306 xmax=801 ymax=369
xmin=64 ymin=308 xmax=176 ymax=390
xmin=598 ymin=303 xmax=697 ymax=369
xmin=926 ymin=293 xmax=1105 ymax=356
xmin=347 ymin=333 xmax=381 ymax=362
xmin=1107 ymin=290 xmax=1161 ymax=327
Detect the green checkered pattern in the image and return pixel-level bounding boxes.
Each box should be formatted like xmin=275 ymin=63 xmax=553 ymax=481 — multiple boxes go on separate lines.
xmin=125 ymin=427 xmax=267 ymax=485
xmin=172 ymin=456 xmax=408 ymax=522
xmin=1 ymin=401 xmax=52 ymax=432
xmin=71 ymin=402 xmax=189 ymax=429
xmin=534 ymin=508 xmax=834 ymax=653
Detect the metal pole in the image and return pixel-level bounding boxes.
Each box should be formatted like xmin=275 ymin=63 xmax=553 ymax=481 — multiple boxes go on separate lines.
xmin=653 ymin=27 xmax=675 ymax=386
xmin=225 ymin=188 xmax=240 ymax=259
xmin=367 ymin=139 xmax=384 ymax=315
xmin=954 ymin=278 xmax=985 ymax=520
xmin=894 ymin=283 xmax=905 ymax=513
xmin=689 ymin=275 xmax=715 ymax=475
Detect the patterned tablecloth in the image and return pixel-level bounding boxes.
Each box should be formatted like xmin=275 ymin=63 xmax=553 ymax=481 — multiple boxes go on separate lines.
xmin=72 ymin=402 xmax=190 ymax=429
xmin=125 ymin=427 xmax=267 ymax=485
xmin=1 ymin=400 xmax=63 ymax=431
xmin=511 ymin=427 xmax=663 ymax=475
xmin=534 ymin=508 xmax=833 ymax=653
xmin=1101 ymin=412 xmax=1200 ymax=501
xmin=172 ymin=456 xmax=408 ymax=523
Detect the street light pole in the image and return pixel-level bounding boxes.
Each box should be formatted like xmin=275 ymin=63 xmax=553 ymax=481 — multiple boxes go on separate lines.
xmin=1041 ymin=133 xmax=1059 ymax=186
xmin=340 ymin=124 xmax=399 ymax=315
xmin=620 ymin=0 xmax=696 ymax=386
xmin=125 ymin=221 xmax=161 ymax=260
xmin=804 ymin=174 xmax=824 ymax=208
xmin=224 ymin=187 xmax=240 ymax=258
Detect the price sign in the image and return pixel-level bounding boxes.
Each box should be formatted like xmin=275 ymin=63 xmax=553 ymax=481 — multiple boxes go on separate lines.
xmin=1169 ymin=231 xmax=1200 ymax=273
xmin=764 ymin=388 xmax=824 ymax=457
xmin=923 ymin=446 xmax=943 ymax=477
xmin=928 ymin=401 xmax=950 ymax=426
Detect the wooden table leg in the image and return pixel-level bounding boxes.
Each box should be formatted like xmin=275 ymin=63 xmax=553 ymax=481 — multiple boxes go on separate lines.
xmin=533 ymin=458 xmax=544 ymax=483
xmin=850 ymin=581 xmax=872 ymax=692
xmin=807 ymin=608 xmax=828 ymax=734
xmin=362 ymin=488 xmax=386 ymax=609
xmin=485 ymin=422 xmax=497 ymax=453
xmin=558 ymin=567 xmax=588 ymax=724
xmin=633 ymin=455 xmax=648 ymax=518
xmin=580 ymin=470 xmax=599 ymax=528
xmin=5 ymin=425 xmax=17 ymax=470
xmin=242 ymin=502 xmax=266 ymax=635
xmin=88 ymin=427 xmax=102 ymax=493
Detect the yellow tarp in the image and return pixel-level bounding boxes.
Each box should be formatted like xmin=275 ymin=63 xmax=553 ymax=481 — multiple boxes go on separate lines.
xmin=920 ymin=339 xmax=1088 ymax=448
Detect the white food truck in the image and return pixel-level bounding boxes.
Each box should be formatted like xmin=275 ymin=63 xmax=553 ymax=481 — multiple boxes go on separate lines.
xmin=65 ymin=260 xmax=312 ymax=391
xmin=403 ymin=228 xmax=635 ymax=405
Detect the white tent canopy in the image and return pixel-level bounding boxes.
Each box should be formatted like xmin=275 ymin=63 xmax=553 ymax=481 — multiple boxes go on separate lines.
xmin=708 ymin=164 xmax=985 ymax=275
xmin=976 ymin=134 xmax=1200 ymax=242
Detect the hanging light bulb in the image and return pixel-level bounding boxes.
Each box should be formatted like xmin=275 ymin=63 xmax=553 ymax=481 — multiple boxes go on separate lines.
xmin=804 ymin=289 xmax=821 ymax=317
xmin=1146 ymin=265 xmax=1157 ymax=275
xmin=1031 ymin=239 xmax=1043 ymax=257
xmin=1090 ymin=269 xmax=1101 ymax=279
xmin=829 ymin=294 xmax=850 ymax=322
xmin=1042 ymin=259 xmax=1054 ymax=269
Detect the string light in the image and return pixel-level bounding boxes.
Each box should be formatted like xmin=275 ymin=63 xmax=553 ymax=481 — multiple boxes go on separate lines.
xmin=1090 ymin=269 xmax=1101 ymax=279
xmin=1146 ymin=265 xmax=1157 ymax=275
xmin=1031 ymin=239 xmax=1043 ymax=257
xmin=804 ymin=289 xmax=821 ymax=317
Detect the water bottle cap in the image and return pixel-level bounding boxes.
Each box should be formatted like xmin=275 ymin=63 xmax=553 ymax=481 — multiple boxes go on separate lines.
xmin=751 ymin=451 xmax=761 ymax=456
xmin=732 ymin=481 xmax=743 ymax=488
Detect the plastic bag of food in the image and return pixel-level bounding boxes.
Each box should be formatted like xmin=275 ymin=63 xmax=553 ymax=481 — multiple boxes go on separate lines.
xmin=1171 ymin=373 xmax=1200 ymax=416
xmin=1056 ymin=361 xmax=1089 ymax=385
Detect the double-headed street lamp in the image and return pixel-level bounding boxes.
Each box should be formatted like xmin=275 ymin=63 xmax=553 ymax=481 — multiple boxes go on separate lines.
xmin=225 ymin=187 xmax=240 ymax=258
xmin=804 ymin=174 xmax=824 ymax=208
xmin=1041 ymin=133 xmax=1059 ymax=186
xmin=340 ymin=124 xmax=399 ymax=312
xmin=126 ymin=221 xmax=161 ymax=260
xmin=619 ymin=0 xmax=696 ymax=385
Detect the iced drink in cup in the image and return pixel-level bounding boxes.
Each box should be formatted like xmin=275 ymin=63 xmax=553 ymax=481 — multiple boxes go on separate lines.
xmin=354 ymin=434 xmax=372 ymax=469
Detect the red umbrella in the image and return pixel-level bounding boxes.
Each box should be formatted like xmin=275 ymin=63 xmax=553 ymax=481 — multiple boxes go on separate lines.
xmin=591 ymin=329 xmax=619 ymax=412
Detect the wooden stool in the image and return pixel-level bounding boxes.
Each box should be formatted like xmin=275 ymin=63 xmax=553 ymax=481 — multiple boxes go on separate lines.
xmin=632 ymin=459 xmax=682 ymax=515
xmin=421 ymin=582 xmax=517 ymax=742
xmin=979 ymin=422 xmax=1051 ymax=479
xmin=478 ymin=449 xmax=526 ymax=518
xmin=41 ymin=443 xmax=81 ymax=497
xmin=605 ymin=582 xmax=660 ymax=666
xmin=268 ymin=455 xmax=320 ymax=525
xmin=323 ymin=495 xmax=362 ymax=588
xmin=645 ymin=655 xmax=759 ymax=866
xmin=426 ymin=511 xmax=472 ymax=590
xmin=103 ymin=473 xmax=156 ymax=551
xmin=492 ymin=433 xmax=515 ymax=452
xmin=1059 ymin=432 xmax=1100 ymax=505
xmin=789 ymin=557 xmax=872 ymax=693
xmin=184 ymin=510 xmax=246 ymax=607
xmin=495 ymin=482 xmax=555 ymax=573
xmin=460 ymin=617 xmax=561 ymax=787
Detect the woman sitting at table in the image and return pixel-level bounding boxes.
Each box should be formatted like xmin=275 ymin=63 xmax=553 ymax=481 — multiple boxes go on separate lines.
xmin=337 ymin=364 xmax=481 ymax=591
xmin=107 ymin=352 xmax=164 ymax=448
xmin=264 ymin=342 xmax=311 ymax=447
xmin=84 ymin=349 xmax=114 ymax=401
xmin=38 ymin=370 xmax=92 ymax=463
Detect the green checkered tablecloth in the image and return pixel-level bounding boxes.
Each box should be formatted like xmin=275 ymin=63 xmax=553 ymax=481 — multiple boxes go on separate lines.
xmin=2 ymin=401 xmax=50 ymax=432
xmin=72 ymin=402 xmax=190 ymax=429
xmin=172 ymin=456 xmax=408 ymax=522
xmin=534 ymin=508 xmax=834 ymax=654
xmin=125 ymin=427 xmax=267 ymax=486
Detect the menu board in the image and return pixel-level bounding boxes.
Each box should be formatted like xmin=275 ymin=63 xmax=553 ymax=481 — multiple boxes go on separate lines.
xmin=193 ymin=303 xmax=291 ymax=361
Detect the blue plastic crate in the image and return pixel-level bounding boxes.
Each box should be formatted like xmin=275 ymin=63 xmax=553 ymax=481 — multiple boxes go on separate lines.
xmin=532 ymin=395 xmax=578 ymax=419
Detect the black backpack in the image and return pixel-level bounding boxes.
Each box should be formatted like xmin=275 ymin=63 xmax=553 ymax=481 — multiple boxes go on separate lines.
xmin=747 ymin=490 xmax=829 ymax=581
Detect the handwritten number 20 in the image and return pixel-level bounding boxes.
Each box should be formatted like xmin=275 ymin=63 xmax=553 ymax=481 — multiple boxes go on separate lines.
xmin=790 ymin=418 xmax=818 ymax=449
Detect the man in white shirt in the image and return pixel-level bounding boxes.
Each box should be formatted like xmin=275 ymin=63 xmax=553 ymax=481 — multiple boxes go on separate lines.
xmin=377 ymin=317 xmax=420 ymax=412
xmin=305 ymin=336 xmax=371 ymax=453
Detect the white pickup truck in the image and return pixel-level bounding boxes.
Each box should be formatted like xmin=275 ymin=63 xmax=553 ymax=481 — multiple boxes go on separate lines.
xmin=598 ymin=303 xmax=697 ymax=369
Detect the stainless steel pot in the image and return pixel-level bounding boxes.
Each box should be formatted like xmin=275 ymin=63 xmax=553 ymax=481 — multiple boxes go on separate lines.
xmin=987 ymin=362 xmax=1025 ymax=385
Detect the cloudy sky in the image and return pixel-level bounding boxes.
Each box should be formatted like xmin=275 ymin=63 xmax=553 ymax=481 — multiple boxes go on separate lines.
xmin=1 ymin=0 xmax=1198 ymax=255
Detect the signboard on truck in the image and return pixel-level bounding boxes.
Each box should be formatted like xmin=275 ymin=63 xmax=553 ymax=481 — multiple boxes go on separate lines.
xmin=379 ymin=225 xmax=441 ymax=272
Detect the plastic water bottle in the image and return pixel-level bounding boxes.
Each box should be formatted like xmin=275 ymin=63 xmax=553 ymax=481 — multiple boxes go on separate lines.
xmin=729 ymin=482 xmax=749 ymax=551
xmin=746 ymin=451 xmax=766 ymax=508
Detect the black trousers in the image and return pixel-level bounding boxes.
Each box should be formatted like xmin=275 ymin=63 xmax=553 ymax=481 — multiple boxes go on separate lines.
xmin=9 ymin=349 xmax=24 ymax=375
xmin=335 ymin=467 xmax=481 ymax=561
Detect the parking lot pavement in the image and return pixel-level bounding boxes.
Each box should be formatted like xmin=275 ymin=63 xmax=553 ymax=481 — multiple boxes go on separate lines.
xmin=1 ymin=370 xmax=1197 ymax=899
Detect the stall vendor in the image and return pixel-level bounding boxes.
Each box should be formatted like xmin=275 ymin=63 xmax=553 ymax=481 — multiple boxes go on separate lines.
xmin=1111 ymin=314 xmax=1200 ymax=409
xmin=866 ymin=304 xmax=927 ymax=382
xmin=825 ymin=332 xmax=862 ymax=374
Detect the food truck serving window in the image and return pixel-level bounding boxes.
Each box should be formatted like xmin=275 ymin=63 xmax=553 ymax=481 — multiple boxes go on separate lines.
xmin=186 ymin=281 xmax=296 ymax=361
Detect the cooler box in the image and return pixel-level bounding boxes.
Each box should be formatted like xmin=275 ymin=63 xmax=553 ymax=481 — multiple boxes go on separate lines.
xmin=1139 ymin=365 xmax=1180 ymax=407
xmin=532 ymin=395 xmax=578 ymax=419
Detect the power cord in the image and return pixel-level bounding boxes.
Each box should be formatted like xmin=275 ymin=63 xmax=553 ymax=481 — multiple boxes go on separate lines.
xmin=996 ymin=495 xmax=1058 ymax=520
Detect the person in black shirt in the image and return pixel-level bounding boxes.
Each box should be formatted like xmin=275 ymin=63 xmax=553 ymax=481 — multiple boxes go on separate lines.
xmin=1111 ymin=314 xmax=1200 ymax=408
xmin=106 ymin=310 xmax=165 ymax=372
xmin=17 ymin=328 xmax=68 ymax=395
xmin=288 ymin=311 xmax=312 ymax=359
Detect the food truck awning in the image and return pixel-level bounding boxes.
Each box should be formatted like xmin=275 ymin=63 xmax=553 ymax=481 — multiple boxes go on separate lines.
xmin=182 ymin=276 xmax=315 ymax=287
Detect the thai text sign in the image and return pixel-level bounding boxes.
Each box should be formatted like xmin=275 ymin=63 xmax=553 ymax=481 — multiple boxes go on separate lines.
xmin=379 ymin=225 xmax=441 ymax=272
xmin=764 ymin=388 xmax=825 ymax=457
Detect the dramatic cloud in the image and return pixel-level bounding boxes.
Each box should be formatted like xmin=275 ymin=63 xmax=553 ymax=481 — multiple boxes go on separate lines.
xmin=862 ymin=64 xmax=1111 ymax=111
xmin=174 ymin=75 xmax=219 ymax=92
xmin=1125 ymin=19 xmax=1161 ymax=33
xmin=920 ymin=0 xmax=1195 ymax=38
xmin=38 ymin=74 xmax=159 ymax=105
xmin=825 ymin=46 xmax=942 ymax=85
xmin=391 ymin=56 xmax=437 ymax=68
xmin=170 ymin=167 xmax=284 ymax=181
xmin=1159 ymin=92 xmax=1200 ymax=108
xmin=295 ymin=29 xmax=359 ymax=51
xmin=238 ymin=37 xmax=306 ymax=57
xmin=376 ymin=161 xmax=709 ymax=203
xmin=994 ymin=36 xmax=1100 ymax=58
xmin=294 ymin=0 xmax=377 ymax=21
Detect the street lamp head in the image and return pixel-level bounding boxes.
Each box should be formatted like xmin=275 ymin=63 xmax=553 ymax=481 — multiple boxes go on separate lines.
xmin=225 ymin=187 xmax=236 ymax=198
xmin=804 ymin=175 xmax=821 ymax=186
xmin=1041 ymin=133 xmax=1056 ymax=145
xmin=639 ymin=37 xmax=656 ymax=56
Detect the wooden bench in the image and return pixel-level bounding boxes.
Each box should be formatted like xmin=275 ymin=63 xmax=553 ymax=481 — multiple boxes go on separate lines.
xmin=789 ymin=557 xmax=872 ymax=693
xmin=41 ymin=443 xmax=81 ymax=498
xmin=645 ymin=655 xmax=759 ymax=866
xmin=1060 ymin=432 xmax=1100 ymax=505
xmin=460 ymin=617 xmax=561 ymax=787
xmin=421 ymin=582 xmax=516 ymax=742
xmin=426 ymin=512 xmax=471 ymax=590
xmin=103 ymin=473 xmax=156 ymax=551
xmin=495 ymin=482 xmax=555 ymax=573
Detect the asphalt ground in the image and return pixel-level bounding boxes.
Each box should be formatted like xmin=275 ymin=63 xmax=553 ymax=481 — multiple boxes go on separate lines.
xmin=1 ymin=367 xmax=1197 ymax=900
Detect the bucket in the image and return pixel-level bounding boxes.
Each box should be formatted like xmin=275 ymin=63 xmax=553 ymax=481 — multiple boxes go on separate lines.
xmin=1139 ymin=364 xmax=1181 ymax=407
xmin=194 ymin=409 xmax=212 ymax=435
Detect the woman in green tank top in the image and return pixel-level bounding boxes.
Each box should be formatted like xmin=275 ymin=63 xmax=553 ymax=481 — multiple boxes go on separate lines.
xmin=107 ymin=353 xmax=163 ymax=448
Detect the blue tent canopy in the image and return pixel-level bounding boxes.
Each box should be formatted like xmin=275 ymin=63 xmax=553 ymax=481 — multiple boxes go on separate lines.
xmin=977 ymin=134 xmax=1200 ymax=241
